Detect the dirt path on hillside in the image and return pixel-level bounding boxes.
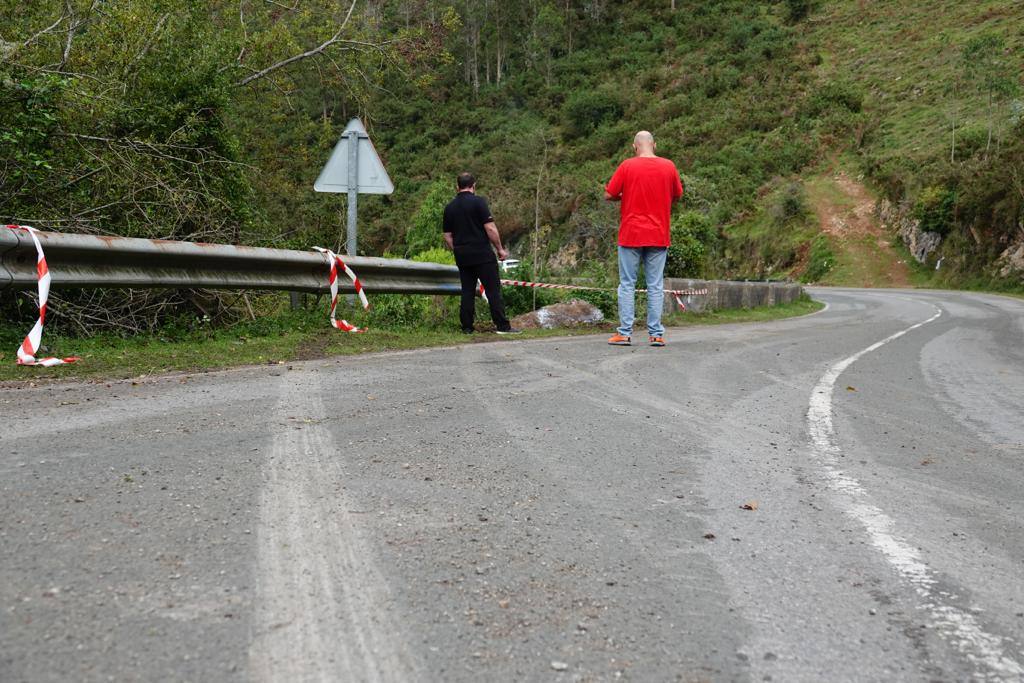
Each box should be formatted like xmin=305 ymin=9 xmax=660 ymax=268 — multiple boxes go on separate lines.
xmin=807 ymin=169 xmax=912 ymax=288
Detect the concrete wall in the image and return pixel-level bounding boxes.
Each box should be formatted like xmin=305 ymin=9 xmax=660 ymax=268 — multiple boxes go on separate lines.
xmin=663 ymin=278 xmax=804 ymax=314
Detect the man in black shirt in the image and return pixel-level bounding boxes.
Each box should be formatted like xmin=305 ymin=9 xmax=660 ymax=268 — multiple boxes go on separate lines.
xmin=442 ymin=173 xmax=519 ymax=334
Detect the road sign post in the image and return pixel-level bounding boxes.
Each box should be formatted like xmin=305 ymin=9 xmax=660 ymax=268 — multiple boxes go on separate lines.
xmin=315 ymin=118 xmax=394 ymax=259
xmin=346 ymin=128 xmax=358 ymax=256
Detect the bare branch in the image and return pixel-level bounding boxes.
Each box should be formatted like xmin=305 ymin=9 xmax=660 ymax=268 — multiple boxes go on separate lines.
xmin=59 ymin=0 xmax=75 ymax=68
xmin=237 ymin=0 xmax=247 ymax=63
xmin=124 ymin=12 xmax=170 ymax=76
xmin=21 ymin=12 xmax=68 ymax=52
xmin=263 ymin=0 xmax=300 ymax=12
xmin=235 ymin=0 xmax=359 ymax=87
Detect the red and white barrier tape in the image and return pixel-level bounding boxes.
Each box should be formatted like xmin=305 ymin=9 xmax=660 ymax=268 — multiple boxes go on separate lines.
xmin=496 ymin=278 xmax=707 ymax=298
xmin=5 ymin=225 xmax=79 ymax=366
xmin=485 ymin=277 xmax=704 ymax=310
xmin=313 ymin=247 xmax=369 ymax=333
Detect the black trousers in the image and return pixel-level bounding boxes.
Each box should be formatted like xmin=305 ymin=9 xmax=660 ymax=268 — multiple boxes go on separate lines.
xmin=458 ymin=260 xmax=510 ymax=332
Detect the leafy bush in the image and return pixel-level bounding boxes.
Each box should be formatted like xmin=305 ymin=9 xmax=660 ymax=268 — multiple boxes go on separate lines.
xmin=806 ymin=80 xmax=864 ymax=116
xmin=499 ymin=259 xmax=561 ymax=316
xmin=573 ymin=288 xmax=617 ymax=319
xmin=405 ymin=180 xmax=453 ymax=256
xmin=364 ymin=294 xmax=454 ymax=330
xmin=411 ymin=247 xmax=456 ymax=265
xmin=785 ymin=0 xmax=818 ymax=23
xmin=562 ymin=88 xmax=625 ymax=139
xmin=680 ymin=174 xmax=719 ymax=214
xmin=769 ymin=181 xmax=809 ymax=225
xmin=802 ymin=234 xmax=834 ymax=282
xmin=666 ymin=211 xmax=717 ymax=278
xmin=913 ymin=186 xmax=956 ymax=236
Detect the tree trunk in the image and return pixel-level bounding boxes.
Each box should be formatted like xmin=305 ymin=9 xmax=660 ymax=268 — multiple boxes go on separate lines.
xmin=473 ymin=27 xmax=480 ymax=94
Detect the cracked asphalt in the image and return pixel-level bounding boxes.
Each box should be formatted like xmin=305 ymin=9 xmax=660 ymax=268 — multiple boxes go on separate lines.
xmin=2 ymin=288 xmax=1023 ymax=682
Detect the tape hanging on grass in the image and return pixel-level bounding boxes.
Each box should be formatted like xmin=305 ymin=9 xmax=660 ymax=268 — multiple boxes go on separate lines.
xmin=5 ymin=225 xmax=79 ymax=367
xmin=313 ymin=247 xmax=369 ymax=333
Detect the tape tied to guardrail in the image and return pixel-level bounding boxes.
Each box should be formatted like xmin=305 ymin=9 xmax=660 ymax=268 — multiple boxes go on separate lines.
xmin=479 ymin=277 xmax=706 ymax=311
xmin=313 ymin=247 xmax=368 ymax=333
xmin=5 ymin=225 xmax=80 ymax=366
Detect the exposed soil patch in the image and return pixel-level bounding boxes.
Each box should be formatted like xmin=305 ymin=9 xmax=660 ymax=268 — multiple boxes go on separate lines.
xmin=292 ymin=329 xmax=333 ymax=361
xmin=808 ymin=169 xmax=912 ymax=288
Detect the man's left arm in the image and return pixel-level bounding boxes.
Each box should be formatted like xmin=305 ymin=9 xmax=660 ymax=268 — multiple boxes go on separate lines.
xmin=484 ymin=222 xmax=509 ymax=261
xmin=443 ymin=232 xmax=454 ymax=249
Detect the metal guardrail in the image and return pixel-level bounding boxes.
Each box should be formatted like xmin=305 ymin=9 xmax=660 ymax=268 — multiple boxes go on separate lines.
xmin=0 ymin=229 xmax=461 ymax=295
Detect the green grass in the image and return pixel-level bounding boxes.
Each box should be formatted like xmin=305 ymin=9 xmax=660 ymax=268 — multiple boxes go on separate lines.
xmin=0 ymin=298 xmax=824 ymax=383
xmin=811 ymin=0 xmax=1022 ymax=165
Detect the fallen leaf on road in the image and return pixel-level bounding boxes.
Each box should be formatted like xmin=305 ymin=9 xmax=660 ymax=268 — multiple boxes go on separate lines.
xmin=740 ymin=501 xmax=758 ymax=510
xmin=846 ymin=386 xmax=857 ymax=392
xmin=498 ymin=599 xmax=510 ymax=609
xmin=703 ymin=532 xmax=716 ymax=540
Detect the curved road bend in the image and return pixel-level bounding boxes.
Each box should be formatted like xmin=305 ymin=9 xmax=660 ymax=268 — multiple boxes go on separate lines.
xmin=2 ymin=288 xmax=1023 ymax=681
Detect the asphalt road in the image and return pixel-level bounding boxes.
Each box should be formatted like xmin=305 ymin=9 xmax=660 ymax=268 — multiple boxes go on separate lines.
xmin=2 ymin=288 xmax=1023 ymax=682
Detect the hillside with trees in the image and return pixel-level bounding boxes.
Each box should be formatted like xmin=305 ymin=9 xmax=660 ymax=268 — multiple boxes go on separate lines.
xmin=2 ymin=0 xmax=1022 ymax=331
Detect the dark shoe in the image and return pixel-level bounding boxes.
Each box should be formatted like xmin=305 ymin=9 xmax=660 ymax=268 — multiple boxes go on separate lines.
xmin=496 ymin=328 xmax=522 ymax=335
xmin=461 ymin=328 xmax=474 ymax=334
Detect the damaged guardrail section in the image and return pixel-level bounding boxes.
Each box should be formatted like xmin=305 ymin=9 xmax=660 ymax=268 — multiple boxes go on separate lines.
xmin=0 ymin=229 xmax=460 ymax=295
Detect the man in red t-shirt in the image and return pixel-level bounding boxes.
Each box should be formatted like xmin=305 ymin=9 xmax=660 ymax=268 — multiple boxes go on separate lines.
xmin=604 ymin=131 xmax=684 ymax=347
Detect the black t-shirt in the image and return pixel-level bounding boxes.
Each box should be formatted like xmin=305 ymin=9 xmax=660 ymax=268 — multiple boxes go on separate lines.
xmin=442 ymin=192 xmax=496 ymax=266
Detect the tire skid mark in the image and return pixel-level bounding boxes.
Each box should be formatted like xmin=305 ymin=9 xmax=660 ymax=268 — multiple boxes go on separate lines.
xmin=807 ymin=301 xmax=1024 ymax=679
xmin=248 ymin=370 xmax=418 ymax=682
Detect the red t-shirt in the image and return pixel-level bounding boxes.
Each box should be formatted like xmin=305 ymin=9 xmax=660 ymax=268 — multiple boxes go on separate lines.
xmin=604 ymin=156 xmax=684 ymax=247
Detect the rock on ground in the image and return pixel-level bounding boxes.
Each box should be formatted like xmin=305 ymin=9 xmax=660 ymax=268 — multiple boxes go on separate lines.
xmin=511 ymin=299 xmax=604 ymax=330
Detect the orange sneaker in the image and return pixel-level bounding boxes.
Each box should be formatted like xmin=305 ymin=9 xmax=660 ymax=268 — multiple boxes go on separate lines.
xmin=607 ymin=334 xmax=631 ymax=346
xmin=649 ymin=336 xmax=666 ymax=347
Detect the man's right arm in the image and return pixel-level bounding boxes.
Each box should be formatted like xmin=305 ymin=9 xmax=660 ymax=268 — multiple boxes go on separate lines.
xmin=443 ymin=232 xmax=454 ymax=250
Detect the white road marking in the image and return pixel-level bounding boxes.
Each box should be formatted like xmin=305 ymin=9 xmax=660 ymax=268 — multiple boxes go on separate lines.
xmin=248 ymin=372 xmax=417 ymax=682
xmin=807 ymin=303 xmax=1024 ymax=679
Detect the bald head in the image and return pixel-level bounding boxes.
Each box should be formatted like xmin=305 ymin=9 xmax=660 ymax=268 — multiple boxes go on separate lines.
xmin=632 ymin=130 xmax=656 ymax=157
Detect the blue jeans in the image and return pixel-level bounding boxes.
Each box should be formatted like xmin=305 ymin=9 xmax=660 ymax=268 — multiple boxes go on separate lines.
xmin=617 ymin=246 xmax=667 ymax=338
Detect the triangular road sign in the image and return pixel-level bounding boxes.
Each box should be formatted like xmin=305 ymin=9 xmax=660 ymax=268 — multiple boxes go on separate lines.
xmin=314 ymin=118 xmax=394 ymax=194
